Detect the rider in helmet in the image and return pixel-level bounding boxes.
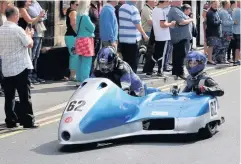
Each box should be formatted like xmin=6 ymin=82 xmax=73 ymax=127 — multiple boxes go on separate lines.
xmin=182 ymin=51 xmax=224 ymax=97
xmin=91 ymin=46 xmax=160 ymax=96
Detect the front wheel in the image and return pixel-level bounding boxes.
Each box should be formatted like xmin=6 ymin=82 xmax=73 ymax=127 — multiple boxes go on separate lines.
xmin=198 ymin=121 xmax=218 ymax=139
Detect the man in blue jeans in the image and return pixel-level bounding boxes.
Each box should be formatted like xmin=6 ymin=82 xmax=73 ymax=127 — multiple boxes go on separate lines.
xmin=27 ymin=0 xmax=47 ymax=84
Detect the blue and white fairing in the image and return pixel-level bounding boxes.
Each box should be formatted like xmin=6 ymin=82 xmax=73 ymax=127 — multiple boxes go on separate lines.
xmin=58 ymin=78 xmax=223 ymax=145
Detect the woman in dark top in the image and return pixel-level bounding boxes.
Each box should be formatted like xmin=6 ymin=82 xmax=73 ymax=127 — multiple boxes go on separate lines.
xmin=64 ymin=1 xmax=79 ymax=81
xmin=16 ymin=1 xmax=44 ymax=30
xmin=89 ymin=0 xmax=102 ymax=55
xmin=16 ymin=0 xmax=45 ymax=85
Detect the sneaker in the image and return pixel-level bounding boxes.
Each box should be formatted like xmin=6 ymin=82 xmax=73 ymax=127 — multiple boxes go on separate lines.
xmin=219 ymin=60 xmax=230 ymax=64
xmin=0 ymin=90 xmax=4 ymax=97
xmin=146 ymin=72 xmax=153 ymax=78
xmin=179 ymin=75 xmax=187 ymax=80
xmin=228 ymin=59 xmax=234 ymax=63
xmin=30 ymin=83 xmax=34 ymax=89
xmin=163 ymin=67 xmax=172 ymax=72
xmin=157 ymin=72 xmax=164 ymax=77
xmin=76 ymin=82 xmax=81 ymax=87
xmin=30 ymin=77 xmax=40 ymax=85
xmin=36 ymin=78 xmax=46 ymax=83
xmin=233 ymin=60 xmax=241 ymax=66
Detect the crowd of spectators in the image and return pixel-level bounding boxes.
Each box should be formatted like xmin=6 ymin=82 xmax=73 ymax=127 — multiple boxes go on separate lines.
xmin=203 ymin=0 xmax=240 ymax=66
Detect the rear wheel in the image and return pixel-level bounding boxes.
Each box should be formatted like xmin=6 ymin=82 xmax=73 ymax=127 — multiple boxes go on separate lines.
xmin=198 ymin=121 xmax=218 ymax=139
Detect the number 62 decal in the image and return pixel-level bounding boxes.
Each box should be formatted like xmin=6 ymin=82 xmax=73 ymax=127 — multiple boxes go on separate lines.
xmin=209 ymin=98 xmax=218 ymax=118
xmin=66 ymin=100 xmax=86 ymax=112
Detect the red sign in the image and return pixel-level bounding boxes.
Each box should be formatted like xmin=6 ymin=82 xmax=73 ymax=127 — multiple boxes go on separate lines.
xmin=64 ymin=117 xmax=72 ymax=123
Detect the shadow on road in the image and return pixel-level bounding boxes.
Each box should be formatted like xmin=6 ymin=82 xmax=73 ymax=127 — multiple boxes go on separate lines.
xmin=31 ymin=134 xmax=201 ymax=155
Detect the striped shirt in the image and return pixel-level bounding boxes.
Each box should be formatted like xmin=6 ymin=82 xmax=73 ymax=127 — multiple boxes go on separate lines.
xmin=119 ymin=3 xmax=142 ymax=44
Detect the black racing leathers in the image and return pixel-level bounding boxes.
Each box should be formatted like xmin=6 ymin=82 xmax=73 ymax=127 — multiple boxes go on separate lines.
xmin=182 ymin=72 xmax=224 ymax=97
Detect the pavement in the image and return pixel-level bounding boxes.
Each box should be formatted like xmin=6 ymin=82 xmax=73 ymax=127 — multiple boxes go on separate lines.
xmin=0 ymin=64 xmax=240 ymax=164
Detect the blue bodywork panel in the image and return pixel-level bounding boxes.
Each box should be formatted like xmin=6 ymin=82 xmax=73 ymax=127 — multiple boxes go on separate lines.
xmin=79 ymin=83 xmax=212 ymax=134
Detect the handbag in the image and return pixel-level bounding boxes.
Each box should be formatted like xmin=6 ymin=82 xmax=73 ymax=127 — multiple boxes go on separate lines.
xmin=75 ymin=37 xmax=94 ymax=57
xmin=71 ymin=16 xmax=83 ymax=54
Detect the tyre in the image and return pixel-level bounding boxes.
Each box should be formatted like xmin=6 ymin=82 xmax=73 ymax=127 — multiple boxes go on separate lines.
xmin=198 ymin=121 xmax=218 ymax=139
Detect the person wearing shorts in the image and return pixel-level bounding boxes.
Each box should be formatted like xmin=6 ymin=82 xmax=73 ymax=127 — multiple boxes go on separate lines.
xmin=206 ymin=0 xmax=222 ymax=65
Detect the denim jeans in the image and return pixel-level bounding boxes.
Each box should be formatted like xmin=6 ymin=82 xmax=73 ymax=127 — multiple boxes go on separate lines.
xmin=32 ymin=37 xmax=43 ymax=73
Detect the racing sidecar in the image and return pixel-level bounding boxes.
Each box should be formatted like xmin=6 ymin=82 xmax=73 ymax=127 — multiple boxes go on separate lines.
xmin=58 ymin=78 xmax=225 ymax=145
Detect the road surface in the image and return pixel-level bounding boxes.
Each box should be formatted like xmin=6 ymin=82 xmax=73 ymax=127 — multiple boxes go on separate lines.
xmin=0 ymin=66 xmax=240 ymax=164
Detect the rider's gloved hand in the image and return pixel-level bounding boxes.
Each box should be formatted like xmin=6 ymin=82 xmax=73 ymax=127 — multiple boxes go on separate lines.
xmin=194 ymin=85 xmax=207 ymax=95
xmin=123 ymin=87 xmax=130 ymax=94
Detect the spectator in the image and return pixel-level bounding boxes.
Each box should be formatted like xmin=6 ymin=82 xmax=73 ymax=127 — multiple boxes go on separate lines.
xmin=115 ymin=1 xmax=125 ymax=25
xmin=89 ymin=0 xmax=102 ymax=74
xmin=227 ymin=0 xmax=236 ymax=63
xmin=217 ymin=0 xmax=234 ymax=64
xmin=64 ymin=1 xmax=79 ymax=81
xmin=141 ymin=0 xmax=155 ymax=37
xmin=16 ymin=0 xmax=45 ymax=85
xmin=99 ymin=1 xmax=118 ymax=50
xmin=115 ymin=1 xmax=125 ymax=53
xmin=182 ymin=4 xmax=197 ymax=51
xmin=0 ymin=1 xmax=7 ymax=26
xmin=145 ymin=0 xmax=175 ymax=77
xmin=27 ymin=0 xmax=47 ymax=83
xmin=119 ymin=0 xmax=149 ymax=73
xmin=206 ymin=0 xmax=222 ymax=65
xmin=202 ymin=1 xmax=211 ymax=55
xmin=89 ymin=0 xmax=102 ymax=55
xmin=75 ymin=0 xmax=95 ymax=87
xmin=168 ymin=0 xmax=193 ymax=80
xmin=0 ymin=0 xmax=8 ymax=96
xmin=0 ymin=6 xmax=39 ymax=128
xmin=232 ymin=0 xmax=240 ymax=65
xmin=162 ymin=2 xmax=172 ymax=72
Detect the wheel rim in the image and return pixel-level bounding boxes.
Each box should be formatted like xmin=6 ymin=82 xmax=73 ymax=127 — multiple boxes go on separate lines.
xmin=208 ymin=122 xmax=218 ymax=133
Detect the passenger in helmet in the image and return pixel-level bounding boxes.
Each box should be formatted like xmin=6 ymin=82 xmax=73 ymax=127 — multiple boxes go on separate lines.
xmin=91 ymin=46 xmax=160 ymax=96
xmin=182 ymin=51 xmax=224 ymax=97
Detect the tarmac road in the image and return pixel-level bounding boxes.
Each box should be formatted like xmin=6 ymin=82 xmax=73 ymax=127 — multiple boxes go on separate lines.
xmin=0 ymin=66 xmax=240 ymax=164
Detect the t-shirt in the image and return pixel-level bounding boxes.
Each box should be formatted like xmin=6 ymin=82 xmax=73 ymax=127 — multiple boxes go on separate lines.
xmin=152 ymin=7 xmax=171 ymax=41
xmin=168 ymin=6 xmax=192 ymax=44
xmin=232 ymin=8 xmax=240 ymax=34
xmin=141 ymin=4 xmax=153 ymax=33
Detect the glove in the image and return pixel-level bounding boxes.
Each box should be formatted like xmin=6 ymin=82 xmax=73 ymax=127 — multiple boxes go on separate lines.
xmin=123 ymin=87 xmax=130 ymax=94
xmin=194 ymin=85 xmax=207 ymax=95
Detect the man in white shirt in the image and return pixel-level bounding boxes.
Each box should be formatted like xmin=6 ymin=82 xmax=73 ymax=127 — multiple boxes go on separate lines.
xmin=145 ymin=0 xmax=175 ymax=77
xmin=0 ymin=6 xmax=39 ymax=128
